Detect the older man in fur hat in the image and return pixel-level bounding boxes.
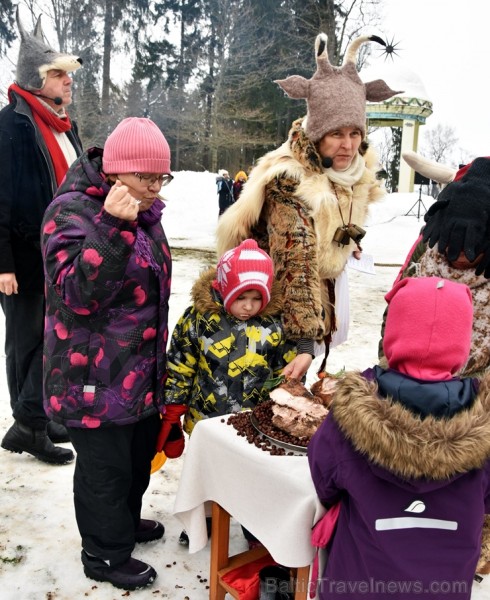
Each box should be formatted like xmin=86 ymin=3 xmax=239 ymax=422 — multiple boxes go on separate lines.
xmin=0 ymin=8 xmax=83 ymax=465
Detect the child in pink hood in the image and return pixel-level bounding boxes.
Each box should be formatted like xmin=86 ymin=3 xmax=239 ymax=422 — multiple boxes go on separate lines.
xmin=309 ymin=277 xmax=490 ymax=600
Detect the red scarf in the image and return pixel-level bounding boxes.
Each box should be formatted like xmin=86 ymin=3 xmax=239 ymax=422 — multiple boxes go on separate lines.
xmin=8 ymin=83 xmax=72 ymax=186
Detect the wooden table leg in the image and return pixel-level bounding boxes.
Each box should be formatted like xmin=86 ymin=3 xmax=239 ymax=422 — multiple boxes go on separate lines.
xmin=209 ymin=502 xmax=231 ymax=600
xmin=294 ymin=565 xmax=311 ymax=600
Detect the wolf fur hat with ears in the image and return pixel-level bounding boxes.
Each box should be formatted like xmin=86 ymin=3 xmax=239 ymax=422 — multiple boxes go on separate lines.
xmin=275 ymin=33 xmax=401 ymax=142
xmin=15 ymin=6 xmax=83 ymax=92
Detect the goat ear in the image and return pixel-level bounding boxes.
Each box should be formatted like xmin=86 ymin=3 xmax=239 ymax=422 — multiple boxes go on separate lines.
xmin=275 ymin=76 xmax=309 ymax=100
xmin=365 ymin=79 xmax=402 ymax=102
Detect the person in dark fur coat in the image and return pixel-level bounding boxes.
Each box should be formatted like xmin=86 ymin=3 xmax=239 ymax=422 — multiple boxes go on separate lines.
xmin=309 ymin=277 xmax=490 ymax=600
xmin=216 ymin=33 xmax=400 ymax=380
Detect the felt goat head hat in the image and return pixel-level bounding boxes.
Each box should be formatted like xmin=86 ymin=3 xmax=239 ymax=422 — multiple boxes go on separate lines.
xmin=15 ymin=6 xmax=83 ymax=92
xmin=275 ymin=33 xmax=401 ymax=142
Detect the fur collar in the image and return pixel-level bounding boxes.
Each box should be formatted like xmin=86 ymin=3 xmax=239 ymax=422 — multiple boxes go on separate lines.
xmin=331 ymin=371 xmax=490 ymax=480
xmin=191 ymin=267 xmax=284 ymax=318
xmin=216 ymin=118 xmax=383 ymax=258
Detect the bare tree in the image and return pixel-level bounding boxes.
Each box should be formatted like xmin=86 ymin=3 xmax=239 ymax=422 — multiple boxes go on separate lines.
xmin=422 ymin=123 xmax=459 ymax=164
xmin=0 ymin=0 xmax=15 ymax=55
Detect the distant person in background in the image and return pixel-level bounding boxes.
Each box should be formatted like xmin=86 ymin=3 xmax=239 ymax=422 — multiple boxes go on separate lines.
xmin=41 ymin=117 xmax=173 ymax=591
xmin=0 ymin=8 xmax=83 ymax=465
xmin=233 ymin=170 xmax=248 ymax=201
xmin=216 ymin=169 xmax=234 ymax=216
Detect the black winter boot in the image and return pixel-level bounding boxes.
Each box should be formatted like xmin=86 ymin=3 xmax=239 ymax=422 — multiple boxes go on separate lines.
xmin=82 ymin=551 xmax=157 ymax=590
xmin=135 ymin=519 xmax=165 ymax=543
xmin=46 ymin=421 xmax=70 ymax=443
xmin=1 ymin=421 xmax=74 ymax=465
xmin=259 ymin=565 xmax=293 ymax=600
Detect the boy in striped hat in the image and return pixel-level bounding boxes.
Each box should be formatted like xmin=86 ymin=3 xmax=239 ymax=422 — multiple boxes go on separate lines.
xmin=161 ymin=238 xmax=294 ymax=436
xmin=158 ymin=239 xmax=296 ymax=544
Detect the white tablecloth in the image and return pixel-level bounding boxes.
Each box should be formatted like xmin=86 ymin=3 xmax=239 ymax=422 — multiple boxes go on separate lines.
xmin=173 ymin=415 xmax=325 ymax=567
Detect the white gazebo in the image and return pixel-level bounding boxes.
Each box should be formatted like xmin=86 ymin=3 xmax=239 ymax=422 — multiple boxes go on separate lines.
xmin=361 ymin=62 xmax=433 ymax=192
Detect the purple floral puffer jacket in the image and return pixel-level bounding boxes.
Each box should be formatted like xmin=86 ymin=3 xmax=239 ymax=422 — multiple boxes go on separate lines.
xmin=41 ymin=147 xmax=172 ymax=428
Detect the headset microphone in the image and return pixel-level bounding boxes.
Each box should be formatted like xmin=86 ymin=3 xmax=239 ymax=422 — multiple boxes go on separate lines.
xmin=36 ymin=94 xmax=63 ymax=106
xmin=322 ymin=157 xmax=333 ymax=169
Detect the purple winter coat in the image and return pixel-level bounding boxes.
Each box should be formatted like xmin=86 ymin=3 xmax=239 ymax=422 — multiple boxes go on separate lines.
xmin=308 ymin=370 xmax=490 ymax=600
xmin=41 ymin=147 xmax=171 ymax=428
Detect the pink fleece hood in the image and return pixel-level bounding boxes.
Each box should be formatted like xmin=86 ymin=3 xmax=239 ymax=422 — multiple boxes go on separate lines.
xmin=383 ymin=277 xmax=473 ymax=381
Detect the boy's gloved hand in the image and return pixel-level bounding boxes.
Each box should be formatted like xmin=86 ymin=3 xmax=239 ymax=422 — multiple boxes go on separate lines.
xmin=156 ymin=404 xmax=187 ymax=458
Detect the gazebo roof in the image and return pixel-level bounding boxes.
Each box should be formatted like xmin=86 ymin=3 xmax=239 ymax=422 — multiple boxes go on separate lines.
xmin=361 ymin=60 xmax=433 ymax=124
xmin=360 ymin=60 xmax=431 ymax=102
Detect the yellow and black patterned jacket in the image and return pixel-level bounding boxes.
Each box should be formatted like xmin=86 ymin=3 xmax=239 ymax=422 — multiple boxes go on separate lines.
xmin=164 ymin=268 xmax=296 ymax=434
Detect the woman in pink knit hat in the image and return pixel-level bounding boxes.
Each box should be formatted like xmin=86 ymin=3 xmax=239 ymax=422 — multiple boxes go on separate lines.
xmin=40 ymin=117 xmax=174 ymax=591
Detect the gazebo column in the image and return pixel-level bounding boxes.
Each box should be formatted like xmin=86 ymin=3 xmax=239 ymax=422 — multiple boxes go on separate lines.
xmin=398 ymin=119 xmax=420 ymax=193
xmin=365 ymin=93 xmax=433 ymax=195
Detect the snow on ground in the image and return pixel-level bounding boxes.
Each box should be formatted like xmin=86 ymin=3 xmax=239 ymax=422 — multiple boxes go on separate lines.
xmin=1 ymin=173 xmax=489 ymax=599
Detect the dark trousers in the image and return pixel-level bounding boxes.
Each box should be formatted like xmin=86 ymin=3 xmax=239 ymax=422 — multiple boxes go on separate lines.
xmin=67 ymin=413 xmax=161 ymax=566
xmin=0 ymin=292 xmax=47 ymax=429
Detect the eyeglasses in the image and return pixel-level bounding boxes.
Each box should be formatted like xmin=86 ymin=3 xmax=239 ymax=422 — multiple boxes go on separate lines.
xmin=133 ymin=173 xmax=174 ymax=186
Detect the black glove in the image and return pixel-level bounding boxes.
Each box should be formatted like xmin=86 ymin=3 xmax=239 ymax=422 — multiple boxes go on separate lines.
xmin=422 ymin=157 xmax=490 ymax=264
xmin=474 ymin=242 xmax=490 ymax=278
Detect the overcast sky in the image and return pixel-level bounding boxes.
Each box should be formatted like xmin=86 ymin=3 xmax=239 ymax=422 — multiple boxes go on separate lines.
xmin=378 ymin=0 xmax=489 ymax=162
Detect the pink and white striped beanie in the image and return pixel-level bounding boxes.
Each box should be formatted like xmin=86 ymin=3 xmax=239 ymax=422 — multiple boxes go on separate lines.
xmin=214 ymin=239 xmax=274 ymax=313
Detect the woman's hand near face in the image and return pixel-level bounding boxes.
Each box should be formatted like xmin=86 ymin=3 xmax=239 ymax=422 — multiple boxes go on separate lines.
xmin=104 ymin=180 xmax=139 ymax=221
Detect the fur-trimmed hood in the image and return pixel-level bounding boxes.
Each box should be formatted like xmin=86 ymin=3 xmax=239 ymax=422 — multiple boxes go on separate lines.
xmin=191 ymin=267 xmax=284 ymax=318
xmin=331 ymin=371 xmax=490 ymax=483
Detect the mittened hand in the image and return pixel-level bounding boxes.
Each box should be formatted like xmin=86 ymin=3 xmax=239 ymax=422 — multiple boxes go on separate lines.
xmin=156 ymin=404 xmax=187 ymax=458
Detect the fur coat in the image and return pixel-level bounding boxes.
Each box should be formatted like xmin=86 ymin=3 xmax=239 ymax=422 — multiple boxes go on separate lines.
xmin=216 ymin=118 xmax=384 ymax=341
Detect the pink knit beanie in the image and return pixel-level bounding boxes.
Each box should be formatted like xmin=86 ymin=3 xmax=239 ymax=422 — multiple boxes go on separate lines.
xmin=102 ymin=117 xmax=171 ymax=174
xmin=383 ymin=277 xmax=473 ymax=381
xmin=214 ymin=239 xmax=274 ymax=313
